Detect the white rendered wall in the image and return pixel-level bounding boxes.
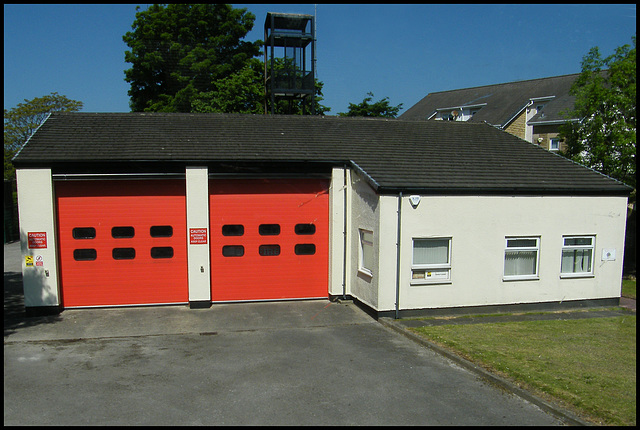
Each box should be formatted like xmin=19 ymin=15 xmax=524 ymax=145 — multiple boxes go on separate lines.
xmin=185 ymin=166 xmax=211 ymax=302
xmin=377 ymin=195 xmax=401 ymax=311
xmin=16 ymin=168 xmax=60 ymax=307
xmin=328 ymin=167 xmax=347 ymax=297
xmin=375 ymin=195 xmax=627 ymax=312
xmin=347 ymin=170 xmax=381 ymax=309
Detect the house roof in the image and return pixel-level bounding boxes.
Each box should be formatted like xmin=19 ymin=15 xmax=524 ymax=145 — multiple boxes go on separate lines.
xmin=399 ymin=73 xmax=581 ymax=127
xmin=13 ymin=112 xmax=630 ymax=196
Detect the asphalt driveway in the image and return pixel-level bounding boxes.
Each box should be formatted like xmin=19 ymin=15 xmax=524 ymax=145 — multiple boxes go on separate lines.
xmin=4 ymin=241 xmax=563 ymax=425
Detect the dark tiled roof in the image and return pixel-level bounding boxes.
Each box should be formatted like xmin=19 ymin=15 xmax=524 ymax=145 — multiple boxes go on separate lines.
xmin=399 ymin=73 xmax=580 ymax=126
xmin=13 ymin=112 xmax=630 ymax=195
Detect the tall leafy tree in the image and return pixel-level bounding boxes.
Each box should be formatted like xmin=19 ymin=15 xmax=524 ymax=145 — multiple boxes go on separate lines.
xmin=123 ymin=4 xmax=262 ymax=112
xmin=338 ymin=92 xmax=403 ymax=118
xmin=191 ymin=58 xmax=265 ymax=114
xmin=559 ymin=36 xmax=636 ymax=189
xmin=4 ymin=92 xmax=83 ymax=180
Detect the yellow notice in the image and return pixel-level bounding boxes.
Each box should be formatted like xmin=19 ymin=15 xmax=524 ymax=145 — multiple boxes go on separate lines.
xmin=25 ymin=256 xmax=34 ymax=267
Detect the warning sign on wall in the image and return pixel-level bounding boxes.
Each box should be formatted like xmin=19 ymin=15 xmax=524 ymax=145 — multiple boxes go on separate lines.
xmin=28 ymin=232 xmax=47 ymax=249
xmin=25 ymin=256 xmax=34 ymax=267
xmin=189 ymin=228 xmax=208 ymax=245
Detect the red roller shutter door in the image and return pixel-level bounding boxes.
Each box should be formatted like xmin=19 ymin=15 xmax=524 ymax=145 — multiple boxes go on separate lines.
xmin=55 ymin=180 xmax=188 ymax=307
xmin=209 ymin=179 xmax=329 ymax=302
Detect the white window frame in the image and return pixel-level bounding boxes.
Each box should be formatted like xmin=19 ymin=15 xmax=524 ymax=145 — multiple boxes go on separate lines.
xmin=549 ymin=138 xmax=560 ymax=151
xmin=560 ymin=235 xmax=595 ymax=278
xmin=503 ymin=236 xmax=540 ymax=281
xmin=411 ymin=237 xmax=452 ymax=285
xmin=358 ymin=229 xmax=374 ymax=278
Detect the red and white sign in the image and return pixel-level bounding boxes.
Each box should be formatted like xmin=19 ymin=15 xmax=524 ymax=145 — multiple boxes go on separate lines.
xmin=189 ymin=228 xmax=208 ymax=245
xmin=28 ymin=232 xmax=47 ymax=249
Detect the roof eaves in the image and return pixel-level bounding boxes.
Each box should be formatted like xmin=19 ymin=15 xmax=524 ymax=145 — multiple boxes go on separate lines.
xmin=375 ymin=186 xmax=631 ymax=197
xmin=11 ymin=112 xmax=52 ymax=162
xmin=528 ymin=118 xmax=579 ymax=126
xmin=434 ymin=103 xmax=488 ymax=112
xmin=500 ymin=102 xmax=530 ymax=129
xmin=349 ymin=159 xmax=380 ymax=192
xmin=496 ymin=97 xmax=557 ymax=129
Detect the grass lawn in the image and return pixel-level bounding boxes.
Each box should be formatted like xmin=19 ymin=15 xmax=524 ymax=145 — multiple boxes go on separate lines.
xmin=410 ymin=314 xmax=636 ymax=426
xmin=622 ymin=279 xmax=636 ymax=299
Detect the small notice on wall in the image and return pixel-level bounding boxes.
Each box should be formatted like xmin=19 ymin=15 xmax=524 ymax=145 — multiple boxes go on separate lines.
xmin=25 ymin=256 xmax=34 ymax=267
xmin=601 ymin=248 xmax=616 ymax=261
xmin=189 ymin=228 xmax=208 ymax=245
xmin=28 ymin=232 xmax=47 ymax=249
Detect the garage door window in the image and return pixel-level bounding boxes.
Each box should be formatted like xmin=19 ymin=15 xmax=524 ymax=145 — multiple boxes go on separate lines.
xmin=222 ymin=224 xmax=244 ymax=236
xmin=73 ymin=227 xmax=96 ymax=239
xmin=113 ymin=247 xmax=136 ymax=260
xmin=259 ymin=224 xmax=280 ymax=236
xmin=150 ymin=225 xmax=173 ymax=237
xmin=222 ymin=245 xmax=244 ymax=257
xmin=112 ymin=226 xmax=135 ymax=238
xmin=259 ymin=244 xmax=281 ymax=256
xmin=295 ymin=244 xmax=316 ymax=255
xmin=151 ymin=247 xmax=174 ymax=259
xmin=295 ymin=224 xmax=316 ymax=235
xmin=74 ymin=249 xmax=97 ymax=261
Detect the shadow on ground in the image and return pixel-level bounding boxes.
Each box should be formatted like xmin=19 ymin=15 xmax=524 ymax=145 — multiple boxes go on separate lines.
xmin=4 ymin=271 xmax=61 ymax=338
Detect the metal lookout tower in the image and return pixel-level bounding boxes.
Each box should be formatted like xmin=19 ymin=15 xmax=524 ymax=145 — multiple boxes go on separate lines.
xmin=264 ymin=12 xmax=315 ymax=115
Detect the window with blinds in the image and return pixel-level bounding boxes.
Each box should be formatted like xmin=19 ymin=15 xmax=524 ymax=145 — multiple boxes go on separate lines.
xmin=411 ymin=237 xmax=451 ymax=284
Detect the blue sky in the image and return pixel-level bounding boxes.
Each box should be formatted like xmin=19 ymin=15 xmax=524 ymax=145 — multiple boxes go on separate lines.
xmin=4 ymin=4 xmax=636 ymax=115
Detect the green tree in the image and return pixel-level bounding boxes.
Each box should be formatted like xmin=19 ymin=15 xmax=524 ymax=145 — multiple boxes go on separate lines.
xmin=123 ymin=4 xmax=262 ymax=113
xmin=338 ymin=92 xmax=403 ymax=118
xmin=559 ymin=36 xmax=636 ymax=189
xmin=191 ymin=58 xmax=265 ymax=114
xmin=4 ymin=92 xmax=83 ymax=180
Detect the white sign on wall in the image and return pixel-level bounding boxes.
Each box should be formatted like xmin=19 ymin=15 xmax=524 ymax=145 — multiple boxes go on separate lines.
xmin=601 ymin=249 xmax=616 ymax=261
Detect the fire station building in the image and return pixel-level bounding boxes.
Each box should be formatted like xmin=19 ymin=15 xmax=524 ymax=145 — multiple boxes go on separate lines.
xmin=13 ymin=112 xmax=630 ymax=317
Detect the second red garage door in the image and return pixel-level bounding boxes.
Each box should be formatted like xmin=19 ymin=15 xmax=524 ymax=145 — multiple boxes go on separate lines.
xmin=209 ymin=178 xmax=329 ymax=302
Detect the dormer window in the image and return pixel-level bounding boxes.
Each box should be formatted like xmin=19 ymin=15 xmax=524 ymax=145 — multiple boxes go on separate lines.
xmin=440 ymin=110 xmax=460 ymax=121
xmin=440 ymin=111 xmax=454 ymax=121
xmin=432 ymin=103 xmax=486 ymax=122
